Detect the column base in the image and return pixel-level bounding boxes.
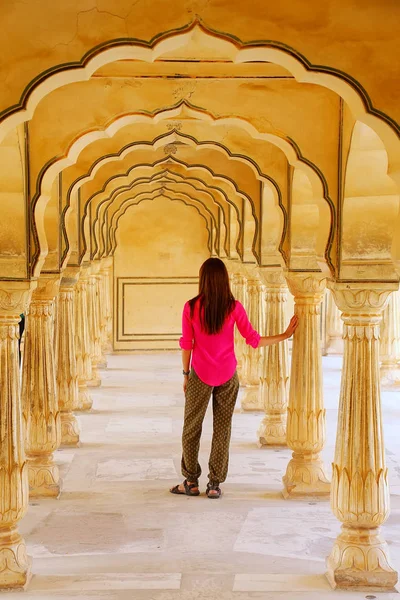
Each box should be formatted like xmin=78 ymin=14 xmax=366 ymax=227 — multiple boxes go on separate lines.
xmin=241 ymin=385 xmax=262 ymax=411
xmin=88 ymin=363 xmax=101 ymax=387
xmin=96 ymin=355 xmax=107 ymax=369
xmin=60 ymin=412 xmax=80 ymax=446
xmin=0 ymin=528 xmax=31 ymax=590
xmin=282 ymin=452 xmax=330 ymax=498
xmin=77 ymin=385 xmax=93 ymax=411
xmin=257 ymin=415 xmax=287 ymax=446
xmin=27 ymin=456 xmax=61 ymax=498
xmin=326 ymin=525 xmax=398 ymax=591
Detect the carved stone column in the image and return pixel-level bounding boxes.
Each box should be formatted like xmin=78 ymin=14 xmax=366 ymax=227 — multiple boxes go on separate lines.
xmin=282 ymin=272 xmax=330 ymax=498
xmin=0 ymin=282 xmax=34 ymax=589
xmin=100 ymin=257 xmax=113 ymax=353
xmin=235 ymin=270 xmax=248 ymax=384
xmin=326 ymin=282 xmax=398 ymax=591
xmin=326 ymin=289 xmax=344 ymax=354
xmin=241 ymin=268 xmax=264 ymax=411
xmin=94 ymin=262 xmax=107 ymax=369
xmin=21 ymin=275 xmax=61 ymax=498
xmin=380 ymin=289 xmax=400 ymax=387
xmin=75 ymin=267 xmax=93 ymax=411
xmin=88 ymin=262 xmax=106 ymax=373
xmin=87 ymin=266 xmax=101 ymax=386
xmin=257 ymin=269 xmax=289 ymax=446
xmin=56 ymin=270 xmax=80 ymax=446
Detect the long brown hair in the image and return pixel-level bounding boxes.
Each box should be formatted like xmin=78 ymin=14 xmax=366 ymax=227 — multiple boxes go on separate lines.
xmin=189 ymin=258 xmax=236 ymax=335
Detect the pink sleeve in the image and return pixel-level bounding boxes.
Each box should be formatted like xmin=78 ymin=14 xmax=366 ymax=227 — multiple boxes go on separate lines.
xmin=234 ymin=301 xmax=261 ymax=348
xmin=179 ymin=302 xmax=194 ymax=350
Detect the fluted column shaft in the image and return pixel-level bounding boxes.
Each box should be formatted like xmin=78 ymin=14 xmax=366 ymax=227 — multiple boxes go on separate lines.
xmin=87 ymin=270 xmax=102 ymax=385
xmin=235 ymin=273 xmax=247 ymax=382
xmin=326 ymin=282 xmax=398 ymax=591
xmin=231 ymin=272 xmax=243 ymax=374
xmin=257 ymin=270 xmax=289 ymax=446
xmin=75 ymin=269 xmax=93 ymax=410
xmin=326 ymin=289 xmax=344 ymax=354
xmin=56 ymin=273 xmax=80 ymax=446
xmin=0 ymin=283 xmax=34 ymax=589
xmin=100 ymin=257 xmax=113 ymax=353
xmin=282 ymin=272 xmax=330 ymax=498
xmin=380 ymin=289 xmax=400 ymax=387
xmin=241 ymin=274 xmax=265 ymax=411
xmin=22 ymin=276 xmax=61 ymax=497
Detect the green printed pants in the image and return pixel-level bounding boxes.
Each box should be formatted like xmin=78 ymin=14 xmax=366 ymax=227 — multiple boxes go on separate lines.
xmin=181 ymin=369 xmax=240 ymax=485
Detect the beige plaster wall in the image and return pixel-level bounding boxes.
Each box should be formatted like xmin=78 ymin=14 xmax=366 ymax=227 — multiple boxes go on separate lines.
xmin=113 ymin=196 xmax=209 ymax=351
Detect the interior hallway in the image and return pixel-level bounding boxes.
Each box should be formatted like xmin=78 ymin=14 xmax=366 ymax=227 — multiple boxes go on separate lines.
xmin=12 ymin=353 xmax=400 ymax=600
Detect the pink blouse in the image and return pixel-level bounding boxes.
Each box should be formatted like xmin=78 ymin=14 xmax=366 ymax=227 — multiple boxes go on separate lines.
xmin=179 ymin=299 xmax=260 ymax=386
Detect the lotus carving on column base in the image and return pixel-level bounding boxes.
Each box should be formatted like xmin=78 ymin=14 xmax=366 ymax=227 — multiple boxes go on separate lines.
xmin=282 ymin=452 xmax=330 ymax=498
xmin=241 ymin=386 xmax=263 ymax=411
xmin=331 ymin=466 xmax=390 ymax=526
xmin=0 ymin=464 xmax=29 ymax=524
xmin=326 ymin=525 xmax=398 ymax=591
xmin=77 ymin=386 xmax=93 ymax=411
xmin=28 ymin=458 xmax=61 ymax=498
xmin=0 ymin=531 xmax=31 ymax=590
xmin=286 ymin=408 xmax=326 ymax=452
xmin=60 ymin=413 xmax=80 ymax=446
xmin=257 ymin=414 xmax=287 ymax=446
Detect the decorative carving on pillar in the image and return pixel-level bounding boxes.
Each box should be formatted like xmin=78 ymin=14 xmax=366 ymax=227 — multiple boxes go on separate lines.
xmin=22 ymin=275 xmax=62 ymax=498
xmin=0 ymin=282 xmax=34 ymax=589
xmin=95 ymin=270 xmax=107 ymax=368
xmin=75 ymin=268 xmax=93 ymax=411
xmin=325 ymin=289 xmax=343 ymax=354
xmin=282 ymin=272 xmax=330 ymax=498
xmin=99 ymin=257 xmax=113 ymax=354
xmin=230 ymin=269 xmax=245 ymax=377
xmin=56 ymin=271 xmax=80 ymax=446
xmin=326 ymin=281 xmax=398 ymax=591
xmin=87 ymin=266 xmax=102 ymax=386
xmin=257 ymin=269 xmax=289 ymax=446
xmin=241 ymin=268 xmax=264 ymax=411
xmin=380 ymin=289 xmax=400 ymax=387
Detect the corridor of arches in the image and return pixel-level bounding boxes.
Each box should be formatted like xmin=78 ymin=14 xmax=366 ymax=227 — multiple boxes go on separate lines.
xmin=1 ymin=1 xmax=400 ymax=596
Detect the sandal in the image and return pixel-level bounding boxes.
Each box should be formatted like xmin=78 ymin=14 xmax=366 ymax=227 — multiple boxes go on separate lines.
xmin=206 ymin=482 xmax=222 ymax=499
xmin=170 ymin=479 xmax=200 ymax=496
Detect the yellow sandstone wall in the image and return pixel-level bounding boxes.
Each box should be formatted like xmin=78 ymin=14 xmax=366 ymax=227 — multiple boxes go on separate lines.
xmin=113 ymin=196 xmax=209 ymax=351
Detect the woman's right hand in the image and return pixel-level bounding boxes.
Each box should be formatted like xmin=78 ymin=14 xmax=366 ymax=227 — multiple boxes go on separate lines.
xmin=285 ymin=315 xmax=299 ymax=338
xmin=183 ymin=375 xmax=189 ymax=393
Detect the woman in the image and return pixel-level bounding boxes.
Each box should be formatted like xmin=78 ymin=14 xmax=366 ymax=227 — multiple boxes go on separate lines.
xmin=170 ymin=258 xmax=298 ymax=499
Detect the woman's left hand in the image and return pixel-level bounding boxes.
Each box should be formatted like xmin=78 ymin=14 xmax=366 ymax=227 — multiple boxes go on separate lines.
xmin=285 ymin=315 xmax=299 ymax=338
xmin=183 ymin=375 xmax=189 ymax=393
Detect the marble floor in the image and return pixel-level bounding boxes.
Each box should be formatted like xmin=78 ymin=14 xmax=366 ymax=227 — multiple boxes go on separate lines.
xmin=9 ymin=353 xmax=400 ymax=599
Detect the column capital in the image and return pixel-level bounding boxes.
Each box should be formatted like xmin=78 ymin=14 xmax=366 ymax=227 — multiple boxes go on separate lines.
xmin=99 ymin=256 xmax=113 ymax=274
xmin=79 ymin=263 xmax=91 ymax=281
xmin=242 ymin=263 xmax=261 ymax=282
xmin=258 ymin=267 xmax=286 ymax=289
xmin=0 ymin=280 xmax=36 ymax=317
xmin=285 ymin=271 xmax=326 ymax=300
xmin=327 ymin=281 xmax=398 ymax=316
xmin=89 ymin=260 xmax=102 ymax=276
xmin=224 ymin=258 xmax=241 ymax=275
xmin=60 ymin=266 xmax=80 ymax=289
xmin=32 ymin=274 xmax=60 ymax=302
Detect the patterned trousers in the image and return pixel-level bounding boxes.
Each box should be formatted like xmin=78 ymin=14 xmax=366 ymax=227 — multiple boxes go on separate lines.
xmin=181 ymin=369 xmax=239 ymax=485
